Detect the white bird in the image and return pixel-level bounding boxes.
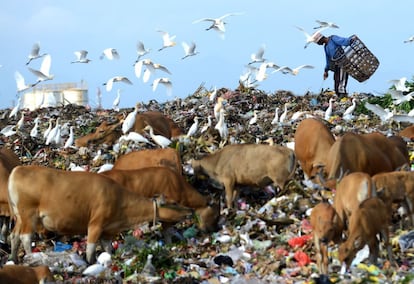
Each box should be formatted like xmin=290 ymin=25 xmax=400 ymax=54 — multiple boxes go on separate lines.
xmin=26 ymin=42 xmax=47 ymax=65
xmin=152 ymin=77 xmax=172 ymax=96
xmin=135 ymin=59 xmax=171 ymax=83
xmin=200 ymin=115 xmax=212 ymax=133
xmin=53 ymin=124 xmax=62 ymax=145
xmin=0 ymin=125 xmax=16 ymax=137
xmin=279 ymin=104 xmax=289 ymax=124
xmin=289 ymin=64 xmax=315 ymax=75
xmin=295 ymin=26 xmax=328 ymax=48
xmin=122 ymin=105 xmax=139 ymax=134
xmin=192 ymin=12 xmax=244 ymax=39
xmin=209 ymin=86 xmax=217 ymax=102
xmin=100 ymin=48 xmax=120 ymax=60
xmin=313 ymin=20 xmax=340 ymax=29
xmin=144 ymin=125 xmax=172 ymax=148
xmin=142 ymin=254 xmax=155 ymax=276
xmin=113 ymin=89 xmax=121 ymax=111
xmin=64 ymin=126 xmax=75 ymax=149
xmin=389 ymin=89 xmax=414 ymax=105
xmin=43 ymin=118 xmax=53 ymax=140
xmin=364 ymin=102 xmax=394 ymax=123
xmin=249 ymin=45 xmax=266 ymax=64
xmin=324 ymin=98 xmax=335 ymax=121
xmin=186 ymin=116 xmax=199 ymax=137
xmin=135 ymin=41 xmax=151 ymax=62
xmin=14 ymin=71 xmax=36 ymax=93
xmin=403 ymin=36 xmax=414 ymax=43
xmin=342 ymin=98 xmax=357 ymax=120
xmin=46 ymin=118 xmax=60 ymax=145
xmin=28 ymin=54 xmax=54 ymax=83
xmin=119 ymin=131 xmax=151 ymax=144
xmin=181 ymin=41 xmax=199 ymax=59
xmin=30 ymin=117 xmax=41 ymax=138
xmin=249 ymin=110 xmax=258 ymax=125
xmin=255 ymin=62 xmax=271 ymax=82
xmin=389 ymin=77 xmax=410 ymax=92
xmin=97 ymin=163 xmax=114 ymax=173
xmin=214 ymin=97 xmax=226 ymax=121
xmin=16 ymin=113 xmax=25 ymax=130
xmin=271 ymin=107 xmax=280 ymax=125
xmin=71 ymin=50 xmax=91 ymax=63
xmin=157 ymin=30 xmax=176 ymax=51
xmin=214 ymin=109 xmax=228 ymax=140
xmin=9 ymin=97 xmax=21 ymax=118
xmin=104 ymin=76 xmax=133 ymax=92
xmin=83 ymin=252 xmax=112 ymax=277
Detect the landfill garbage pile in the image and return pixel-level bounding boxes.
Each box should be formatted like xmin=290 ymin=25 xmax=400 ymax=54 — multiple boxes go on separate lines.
xmin=1 ymin=84 xmax=414 ymax=283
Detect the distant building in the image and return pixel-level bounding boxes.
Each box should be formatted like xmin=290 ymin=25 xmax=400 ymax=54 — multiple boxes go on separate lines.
xmin=21 ymin=81 xmax=89 ymax=111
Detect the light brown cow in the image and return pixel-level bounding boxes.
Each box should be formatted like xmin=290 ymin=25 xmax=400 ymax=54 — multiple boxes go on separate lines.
xmin=333 ymin=172 xmax=376 ymax=229
xmin=322 ymin=132 xmax=409 ymax=186
xmin=75 ymin=120 xmax=122 ymax=147
xmin=113 ymin=148 xmax=182 ymax=174
xmin=0 ymin=147 xmax=21 ymax=241
xmin=100 ymin=167 xmax=220 ymax=232
xmin=338 ymin=197 xmax=393 ymax=270
xmin=0 ymin=265 xmax=54 ymax=284
xmin=191 ymin=144 xmax=297 ymax=209
xmin=294 ymin=118 xmax=335 ymax=180
xmin=310 ymin=202 xmax=344 ymax=274
xmin=8 ymin=165 xmax=194 ymax=264
xmin=372 ymin=171 xmax=414 ymax=226
xmin=399 ymin=125 xmax=414 ymax=140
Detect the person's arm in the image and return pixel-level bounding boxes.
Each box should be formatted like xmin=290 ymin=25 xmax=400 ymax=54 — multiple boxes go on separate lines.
xmin=331 ymin=35 xmax=352 ymax=46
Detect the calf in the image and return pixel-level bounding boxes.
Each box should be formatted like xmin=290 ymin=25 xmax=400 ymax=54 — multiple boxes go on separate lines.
xmin=310 ymin=202 xmax=344 ymax=274
xmin=294 ymin=118 xmax=335 ymax=181
xmin=0 ymin=147 xmax=21 ymax=241
xmin=191 ymin=144 xmax=296 ymax=209
xmin=8 ymin=165 xmax=194 ymax=264
xmin=100 ymin=167 xmax=220 ymax=232
xmin=0 ymin=265 xmax=54 ymax=284
xmin=75 ymin=120 xmax=122 ymax=147
xmin=372 ymin=171 xmax=414 ymax=226
xmin=333 ymin=172 xmax=376 ymax=229
xmin=338 ymin=197 xmax=393 ymax=270
xmin=113 ymin=148 xmax=182 ymax=174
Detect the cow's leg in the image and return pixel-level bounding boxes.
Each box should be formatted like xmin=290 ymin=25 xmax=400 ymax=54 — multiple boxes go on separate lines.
xmin=10 ymin=228 xmax=21 ymax=263
xmin=86 ymin=225 xmax=102 ymax=264
xmin=0 ymin=216 xmax=7 ymax=242
xmin=222 ymin=178 xmax=235 ymax=209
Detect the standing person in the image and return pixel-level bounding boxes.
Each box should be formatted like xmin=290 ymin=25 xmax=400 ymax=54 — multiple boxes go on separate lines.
xmin=315 ymin=33 xmax=354 ymax=98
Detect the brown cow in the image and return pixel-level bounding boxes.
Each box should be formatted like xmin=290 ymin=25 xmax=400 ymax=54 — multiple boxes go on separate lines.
xmin=399 ymin=125 xmax=414 ymax=140
xmin=75 ymin=111 xmax=183 ymax=147
xmin=310 ymin=202 xmax=344 ymax=274
xmin=113 ymin=148 xmax=182 ymax=174
xmin=191 ymin=144 xmax=297 ymax=209
xmin=338 ymin=197 xmax=393 ymax=270
xmin=8 ymin=165 xmax=194 ymax=263
xmin=322 ymin=132 xmax=409 ymax=186
xmin=294 ymin=118 xmax=335 ymax=180
xmin=0 ymin=265 xmax=54 ymax=284
xmin=333 ymin=172 xmax=376 ymax=229
xmin=0 ymin=147 xmax=21 ymax=242
xmin=100 ymin=167 xmax=220 ymax=232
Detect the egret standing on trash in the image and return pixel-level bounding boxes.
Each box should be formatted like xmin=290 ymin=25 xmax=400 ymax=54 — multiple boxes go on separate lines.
xmin=315 ymin=32 xmax=354 ymax=98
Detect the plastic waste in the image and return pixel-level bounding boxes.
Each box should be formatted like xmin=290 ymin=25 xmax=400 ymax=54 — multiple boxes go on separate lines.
xmin=398 ymin=230 xmax=414 ymax=252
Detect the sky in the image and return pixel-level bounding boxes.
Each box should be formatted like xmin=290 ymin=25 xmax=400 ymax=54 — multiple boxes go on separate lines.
xmin=1 ymin=1 xmax=413 ymax=110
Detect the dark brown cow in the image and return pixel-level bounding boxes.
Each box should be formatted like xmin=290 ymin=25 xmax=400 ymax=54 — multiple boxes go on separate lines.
xmin=294 ymin=118 xmax=335 ymax=180
xmin=0 ymin=265 xmax=54 ymax=284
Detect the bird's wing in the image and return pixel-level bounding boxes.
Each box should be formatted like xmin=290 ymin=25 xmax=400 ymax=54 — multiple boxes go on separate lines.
xmin=105 ymin=78 xmax=114 ymax=92
xmin=30 ymin=43 xmax=40 ymax=56
xmin=137 ymin=41 xmax=146 ymax=52
xmin=364 ymin=102 xmax=389 ymax=119
xmin=134 ymin=60 xmax=144 ymax=78
xmin=121 ymin=77 xmax=133 ymax=85
xmin=192 ymin=18 xmax=215 ymax=24
xmin=143 ymin=68 xmax=152 ymax=83
xmin=40 ymin=54 xmax=52 ymax=76
xmin=157 ymin=64 xmax=171 ymax=74
xmin=28 ymin=67 xmax=47 ymax=80
xmin=152 ymin=78 xmax=161 ymax=91
xmin=219 ymin=12 xmax=245 ymax=20
xmin=14 ymin=71 xmax=25 ymax=90
xmin=392 ymin=115 xmax=414 ymax=123
xmin=296 ymin=64 xmax=314 ymax=70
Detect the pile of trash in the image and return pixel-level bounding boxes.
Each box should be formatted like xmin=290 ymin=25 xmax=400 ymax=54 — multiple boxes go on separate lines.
xmin=1 ymin=84 xmax=414 ymax=283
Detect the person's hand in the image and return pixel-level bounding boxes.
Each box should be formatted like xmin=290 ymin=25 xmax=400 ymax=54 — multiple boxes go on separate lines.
xmin=323 ymin=71 xmax=328 ymax=80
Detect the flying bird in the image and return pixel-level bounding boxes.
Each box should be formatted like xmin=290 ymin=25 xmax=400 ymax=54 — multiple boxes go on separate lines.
xmin=248 ymin=45 xmax=266 ymax=65
xmin=26 ymin=42 xmax=47 ymax=65
xmin=100 ymin=48 xmax=120 ymax=60
xmin=364 ymin=102 xmax=394 ymax=123
xmin=134 ymin=59 xmax=171 ymax=83
xmin=290 ymin=64 xmax=315 ymax=75
xmin=152 ymin=77 xmax=172 ymax=96
xmin=181 ymin=41 xmax=199 ymax=59
xmin=28 ymin=54 xmax=54 ymax=83
xmin=192 ymin=12 xmax=244 ymax=39
xmin=313 ymin=20 xmax=340 ymax=29
xmin=14 ymin=71 xmax=36 ymax=93
xmin=157 ymin=30 xmax=176 ymax=51
xmin=389 ymin=89 xmax=414 ymax=105
xmin=135 ymin=41 xmax=151 ymax=62
xmin=404 ymin=36 xmax=414 ymax=43
xmin=71 ymin=50 xmax=91 ymax=63
xmin=103 ymin=76 xmax=133 ymax=92
xmin=389 ymin=77 xmax=410 ymax=92
xmin=295 ymin=26 xmax=328 ymax=48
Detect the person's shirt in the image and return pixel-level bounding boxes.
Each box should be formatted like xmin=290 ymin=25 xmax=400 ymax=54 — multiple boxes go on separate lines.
xmin=324 ymin=35 xmax=353 ymax=71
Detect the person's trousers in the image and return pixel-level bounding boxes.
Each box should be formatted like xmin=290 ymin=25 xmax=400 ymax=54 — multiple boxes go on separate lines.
xmin=334 ymin=66 xmax=349 ymax=97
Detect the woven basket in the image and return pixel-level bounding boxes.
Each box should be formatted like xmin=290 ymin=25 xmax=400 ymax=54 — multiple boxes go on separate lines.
xmin=331 ymin=35 xmax=379 ymax=82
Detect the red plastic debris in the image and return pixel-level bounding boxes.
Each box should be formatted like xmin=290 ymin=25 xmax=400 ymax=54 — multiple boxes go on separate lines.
xmin=294 ymin=250 xmax=311 ymax=266
xmin=287 ymin=235 xmax=312 ymax=248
